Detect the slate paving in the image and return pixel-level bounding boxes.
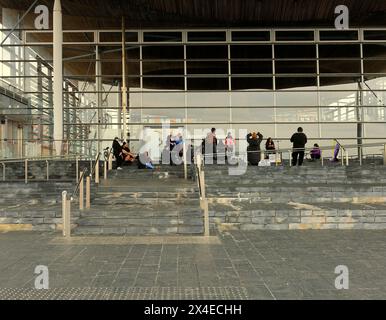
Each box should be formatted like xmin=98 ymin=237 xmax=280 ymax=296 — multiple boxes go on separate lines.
xmin=0 ymin=230 xmax=386 ymax=299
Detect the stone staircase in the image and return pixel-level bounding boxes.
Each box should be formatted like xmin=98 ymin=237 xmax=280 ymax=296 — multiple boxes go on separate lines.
xmin=73 ymin=165 xmax=204 ymax=235
xmin=3 ymin=159 xmax=386 ymax=234
xmin=203 ymin=163 xmax=386 ymax=230
xmin=0 ymin=181 xmax=80 ymax=231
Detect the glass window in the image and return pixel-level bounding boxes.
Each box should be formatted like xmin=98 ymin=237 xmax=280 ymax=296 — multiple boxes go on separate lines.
xmin=364 ymin=30 xmax=386 ymax=41
xmin=320 ymin=91 xmax=357 ymax=107
xmin=143 ymin=61 xmax=184 ymax=75
xmin=319 ymin=60 xmax=361 ymax=74
xmin=232 ymin=107 xmax=274 ymax=122
xmin=187 ymin=92 xmax=229 ymax=107
xmin=276 ymin=91 xmax=318 ymax=106
xmin=143 ymin=77 xmax=184 ymax=90
xmin=232 ymin=31 xmax=270 ymax=42
xmin=187 ymin=108 xmax=230 ymax=123
xmin=275 ymin=77 xmax=317 ymax=90
xmin=187 ymin=61 xmax=228 ymax=75
xmin=321 ymin=106 xmax=357 ymax=122
xmin=187 ymin=45 xmax=228 ymax=59
xmin=143 ymin=32 xmax=182 ymax=42
xmin=319 ymin=30 xmax=358 ymax=41
xmin=142 ymin=92 xmax=185 ymax=107
xmin=276 ymin=107 xmax=318 ymax=122
xmin=187 ymin=77 xmax=229 ymax=90
xmin=363 ymin=44 xmax=386 ymax=58
xmin=275 ymin=61 xmax=316 ymax=74
xmin=319 ymin=77 xmax=360 ymax=89
xmin=231 ymin=61 xmax=273 ymax=74
xmin=364 ymin=60 xmax=386 ymax=73
xmin=231 ymin=91 xmax=274 ymax=107
xmin=275 ymin=45 xmax=316 ymax=59
xmin=142 ymin=45 xmax=183 ymax=60
xmin=231 ymin=77 xmax=273 ymax=90
xmin=275 ymin=31 xmax=314 ymax=41
xmin=231 ymin=45 xmax=272 ymax=59
xmin=188 ymin=31 xmax=226 ymax=42
xmin=320 ymin=124 xmax=357 ymax=138
xmin=99 ymin=32 xmax=138 ymax=43
xmin=319 ymin=44 xmax=360 ymax=58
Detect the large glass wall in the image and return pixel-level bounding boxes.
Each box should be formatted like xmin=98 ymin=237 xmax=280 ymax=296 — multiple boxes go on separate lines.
xmin=2 ymin=27 xmax=386 ymax=157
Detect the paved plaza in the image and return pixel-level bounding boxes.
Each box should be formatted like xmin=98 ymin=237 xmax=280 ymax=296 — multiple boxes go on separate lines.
xmin=0 ymin=230 xmax=386 ymax=300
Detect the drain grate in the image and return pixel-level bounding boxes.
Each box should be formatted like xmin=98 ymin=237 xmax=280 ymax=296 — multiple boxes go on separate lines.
xmin=0 ymin=287 xmax=248 ymax=300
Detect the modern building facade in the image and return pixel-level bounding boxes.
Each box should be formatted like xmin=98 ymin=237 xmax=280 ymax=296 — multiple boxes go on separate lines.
xmin=1 ymin=1 xmax=386 ymax=159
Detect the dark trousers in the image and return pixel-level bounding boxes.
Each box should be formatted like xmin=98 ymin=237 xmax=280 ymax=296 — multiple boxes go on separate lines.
xmin=114 ymin=153 xmax=123 ymax=168
xmin=292 ymin=151 xmax=305 ymax=166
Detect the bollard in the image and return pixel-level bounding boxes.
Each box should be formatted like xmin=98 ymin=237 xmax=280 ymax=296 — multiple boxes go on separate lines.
xmin=24 ymin=159 xmax=28 ymax=184
xmin=62 ymin=191 xmax=71 ymax=238
xmin=104 ymin=160 xmax=107 ymax=180
xmin=86 ymin=176 xmax=91 ymax=209
xmin=95 ymin=159 xmax=99 ymax=184
xmin=1 ymin=163 xmax=5 ymax=181
xmin=79 ymin=174 xmax=84 ymax=210
xmin=108 ymin=153 xmax=113 ymax=171
xmin=46 ymin=160 xmax=49 ymax=181
xmin=289 ymin=152 xmax=292 ymax=167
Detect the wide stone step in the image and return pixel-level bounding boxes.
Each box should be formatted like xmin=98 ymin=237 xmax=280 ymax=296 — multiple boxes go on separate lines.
xmin=73 ymin=225 xmax=204 ymax=235
xmin=77 ymin=216 xmax=203 ymax=227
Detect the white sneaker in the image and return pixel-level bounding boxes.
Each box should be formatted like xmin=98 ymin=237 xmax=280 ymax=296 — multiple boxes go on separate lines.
xmin=117 ymin=167 xmax=122 ymax=170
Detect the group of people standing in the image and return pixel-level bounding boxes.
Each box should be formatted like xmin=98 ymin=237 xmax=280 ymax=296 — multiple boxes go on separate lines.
xmin=112 ymin=127 xmax=323 ymax=169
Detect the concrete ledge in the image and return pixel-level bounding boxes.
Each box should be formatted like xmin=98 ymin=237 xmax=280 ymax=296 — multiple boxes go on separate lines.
xmin=0 ymin=224 xmax=33 ymax=232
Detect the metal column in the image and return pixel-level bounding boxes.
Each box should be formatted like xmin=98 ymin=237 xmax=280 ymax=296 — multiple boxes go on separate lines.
xmin=53 ymin=0 xmax=63 ymax=155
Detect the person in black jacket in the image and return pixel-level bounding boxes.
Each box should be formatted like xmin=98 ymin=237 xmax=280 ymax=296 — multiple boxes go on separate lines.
xmin=290 ymin=127 xmax=308 ymax=166
xmin=247 ymin=132 xmax=263 ymax=165
xmin=112 ymin=137 xmax=123 ymax=170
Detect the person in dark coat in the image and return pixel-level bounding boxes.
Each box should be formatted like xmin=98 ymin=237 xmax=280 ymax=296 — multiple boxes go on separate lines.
xmin=290 ymin=127 xmax=308 ymax=166
xmin=112 ymin=137 xmax=123 ymax=170
xmin=246 ymin=132 xmax=263 ymax=165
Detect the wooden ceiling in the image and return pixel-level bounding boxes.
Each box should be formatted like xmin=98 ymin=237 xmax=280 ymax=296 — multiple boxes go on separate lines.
xmin=1 ymin=0 xmax=386 ymax=29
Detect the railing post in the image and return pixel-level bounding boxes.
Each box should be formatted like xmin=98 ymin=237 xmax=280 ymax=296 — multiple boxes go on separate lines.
xmin=359 ymin=147 xmax=363 ymax=166
xmin=89 ymin=160 xmax=93 ymax=180
xmin=1 ymin=163 xmax=5 ymax=181
xmin=108 ymin=153 xmax=113 ymax=170
xmin=104 ymin=160 xmax=107 ymax=180
xmin=345 ymin=150 xmax=349 ymax=166
xmin=86 ymin=175 xmax=91 ymax=209
xmin=24 ymin=159 xmax=28 ymax=184
xmin=76 ymin=156 xmax=79 ymax=181
xmin=183 ymin=141 xmax=188 ymax=180
xmin=79 ymin=173 xmax=84 ymax=210
xmin=384 ymin=144 xmax=386 ymax=166
xmin=62 ymin=190 xmax=71 ymax=238
xmin=46 ymin=160 xmax=49 ymax=180
xmin=341 ymin=149 xmax=344 ymax=166
xmin=95 ymin=158 xmax=99 ymax=184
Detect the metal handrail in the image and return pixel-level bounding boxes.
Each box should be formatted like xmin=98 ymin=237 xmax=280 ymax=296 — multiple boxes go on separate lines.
xmin=90 ymin=152 xmax=101 ymax=177
xmin=0 ymin=154 xmax=82 ymax=163
xmin=71 ymin=168 xmax=88 ymax=200
xmin=201 ymin=142 xmax=386 ymax=157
